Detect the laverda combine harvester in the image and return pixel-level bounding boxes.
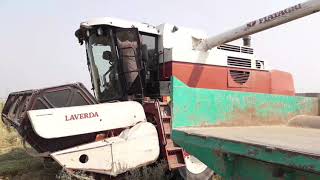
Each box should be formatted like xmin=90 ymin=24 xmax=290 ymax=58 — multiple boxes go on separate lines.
xmin=2 ymin=0 xmax=320 ymax=179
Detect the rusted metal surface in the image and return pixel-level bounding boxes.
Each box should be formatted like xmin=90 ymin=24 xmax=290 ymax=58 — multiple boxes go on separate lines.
xmin=213 ymin=104 xmax=318 ymax=127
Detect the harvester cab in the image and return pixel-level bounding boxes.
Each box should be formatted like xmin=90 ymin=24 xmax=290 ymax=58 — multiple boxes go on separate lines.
xmin=75 ymin=22 xmax=160 ymax=103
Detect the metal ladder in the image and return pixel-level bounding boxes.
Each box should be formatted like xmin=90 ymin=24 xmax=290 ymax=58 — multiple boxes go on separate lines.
xmin=158 ymin=101 xmax=185 ymax=170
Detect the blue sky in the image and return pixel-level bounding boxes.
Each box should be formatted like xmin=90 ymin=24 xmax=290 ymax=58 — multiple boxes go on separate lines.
xmin=0 ymin=0 xmax=319 ymax=98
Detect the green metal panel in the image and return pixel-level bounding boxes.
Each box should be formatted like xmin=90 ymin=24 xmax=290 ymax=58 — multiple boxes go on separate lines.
xmin=171 ymin=76 xmax=320 ymax=179
xmin=171 ymin=77 xmax=319 ymax=129
xmin=173 ymin=129 xmax=320 ymax=180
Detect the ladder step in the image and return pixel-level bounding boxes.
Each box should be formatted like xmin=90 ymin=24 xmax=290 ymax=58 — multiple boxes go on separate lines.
xmin=163 ymin=122 xmax=171 ymax=134
xmin=159 ymin=102 xmax=169 ymax=106
xmin=162 ymin=115 xmax=171 ymax=120
xmin=166 ymin=147 xmax=186 ymax=170
xmin=165 ymin=133 xmax=171 ymax=139
xmin=166 ymin=138 xmax=174 ymax=147
xmin=170 ymin=163 xmax=186 ymax=169
xmin=160 ymin=106 xmax=171 ymax=118
xmin=167 ymin=147 xmax=182 ymax=152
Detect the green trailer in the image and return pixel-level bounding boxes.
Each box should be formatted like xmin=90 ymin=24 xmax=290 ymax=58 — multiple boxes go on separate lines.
xmin=171 ymin=76 xmax=320 ymax=180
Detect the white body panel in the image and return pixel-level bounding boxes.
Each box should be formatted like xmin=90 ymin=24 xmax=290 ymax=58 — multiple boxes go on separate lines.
xmin=158 ymin=23 xmax=262 ymax=70
xmin=51 ymin=122 xmax=160 ymax=176
xmin=27 ymin=101 xmax=146 ymax=139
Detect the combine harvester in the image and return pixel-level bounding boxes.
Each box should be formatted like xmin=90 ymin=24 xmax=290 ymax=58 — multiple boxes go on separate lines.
xmin=1 ymin=0 xmax=320 ymax=179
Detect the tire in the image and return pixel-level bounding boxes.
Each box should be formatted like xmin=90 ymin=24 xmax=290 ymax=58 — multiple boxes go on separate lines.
xmin=179 ymin=155 xmax=214 ymax=180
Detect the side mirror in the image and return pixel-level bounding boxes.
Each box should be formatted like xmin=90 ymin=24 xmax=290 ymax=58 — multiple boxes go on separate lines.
xmin=102 ymin=51 xmax=112 ymax=61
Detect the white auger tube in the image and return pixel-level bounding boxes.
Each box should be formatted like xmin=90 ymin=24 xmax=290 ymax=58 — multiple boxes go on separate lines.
xmin=197 ymin=0 xmax=320 ymax=51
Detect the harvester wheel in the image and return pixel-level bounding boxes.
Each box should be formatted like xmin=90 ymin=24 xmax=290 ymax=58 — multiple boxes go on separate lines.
xmin=179 ymin=155 xmax=214 ymax=180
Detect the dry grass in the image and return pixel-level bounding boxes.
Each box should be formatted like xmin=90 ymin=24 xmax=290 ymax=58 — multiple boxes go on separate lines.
xmin=0 ymin=101 xmax=60 ymax=179
xmin=124 ymin=160 xmax=175 ymax=180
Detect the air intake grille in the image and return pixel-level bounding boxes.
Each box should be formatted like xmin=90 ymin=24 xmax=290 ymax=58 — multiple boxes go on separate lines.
xmin=241 ymin=47 xmax=254 ymax=54
xmin=227 ymin=57 xmax=252 ymax=68
xmin=217 ymin=44 xmax=240 ymax=52
xmin=256 ymin=60 xmax=264 ymax=69
xmin=230 ymin=70 xmax=250 ymax=85
xmin=217 ymin=44 xmax=254 ymax=54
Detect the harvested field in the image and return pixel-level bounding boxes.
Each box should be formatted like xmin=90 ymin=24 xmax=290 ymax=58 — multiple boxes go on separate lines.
xmin=0 ymin=101 xmax=60 ymax=179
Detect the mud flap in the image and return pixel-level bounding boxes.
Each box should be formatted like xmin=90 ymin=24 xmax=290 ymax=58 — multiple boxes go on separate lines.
xmin=51 ymin=122 xmax=159 ymax=176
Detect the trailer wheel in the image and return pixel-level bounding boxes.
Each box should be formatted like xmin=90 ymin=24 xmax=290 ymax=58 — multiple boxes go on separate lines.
xmin=179 ymin=155 xmax=214 ymax=180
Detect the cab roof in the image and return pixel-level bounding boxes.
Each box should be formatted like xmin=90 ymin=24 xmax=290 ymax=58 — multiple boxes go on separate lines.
xmin=77 ymin=17 xmax=160 ymax=35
